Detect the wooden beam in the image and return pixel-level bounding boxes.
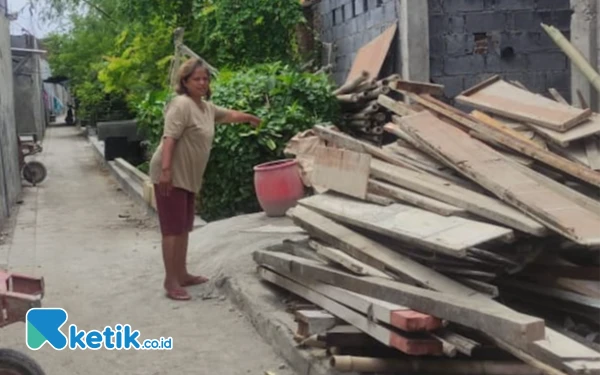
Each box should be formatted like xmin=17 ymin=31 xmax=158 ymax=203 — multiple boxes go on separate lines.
xmin=253 ymin=250 xmax=546 ymax=347
xmin=258 ymin=267 xmax=443 ymax=356
xmin=287 ymin=205 xmax=491 ymax=300
xmin=308 ymin=239 xmax=392 ymax=279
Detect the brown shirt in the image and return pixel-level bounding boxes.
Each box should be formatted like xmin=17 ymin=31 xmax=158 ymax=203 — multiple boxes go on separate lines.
xmin=149 ymin=95 xmax=228 ymax=193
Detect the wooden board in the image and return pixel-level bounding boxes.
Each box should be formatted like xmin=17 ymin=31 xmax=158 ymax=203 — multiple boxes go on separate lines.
xmin=368 ymin=179 xmax=467 ymax=216
xmin=345 ymin=24 xmax=397 ymax=84
xmin=396 ymin=111 xmax=600 ymax=246
xmin=524 ymin=114 xmax=600 ymax=147
xmin=253 ymin=250 xmax=546 ymax=347
xmin=297 ymin=193 xmax=514 ymax=257
xmin=281 ymin=268 xmax=443 ymax=332
xmin=585 ymin=137 xmax=600 ymax=170
xmin=370 ymin=159 xmax=548 ymax=236
xmin=390 ymin=79 xmax=445 ymax=96
xmin=456 ymin=76 xmax=592 ymax=132
xmin=258 ymin=267 xmax=444 ymax=356
xmin=307 ymin=239 xmax=393 ymax=279
xmin=410 ymin=93 xmax=600 ymax=188
xmin=383 ymin=143 xmax=446 ymax=170
xmin=313 ymin=125 xmax=473 ymax=187
xmin=288 ymin=205 xmax=492 ymax=301
xmin=311 ymin=146 xmax=371 ymax=199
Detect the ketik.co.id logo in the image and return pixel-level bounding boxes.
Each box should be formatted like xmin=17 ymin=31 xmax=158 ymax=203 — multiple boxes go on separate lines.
xmin=26 ymin=308 xmax=173 ymax=350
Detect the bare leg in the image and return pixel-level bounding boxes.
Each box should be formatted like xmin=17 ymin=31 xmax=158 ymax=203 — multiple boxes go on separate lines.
xmin=162 ymin=234 xmax=190 ymax=300
xmin=177 ymin=231 xmax=209 ymax=286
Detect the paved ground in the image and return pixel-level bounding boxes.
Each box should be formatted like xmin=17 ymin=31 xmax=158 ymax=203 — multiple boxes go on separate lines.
xmin=0 ymin=125 xmax=299 ymax=375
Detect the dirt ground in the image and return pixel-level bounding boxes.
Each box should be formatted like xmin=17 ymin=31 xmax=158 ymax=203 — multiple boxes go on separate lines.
xmin=0 ymin=126 xmax=300 ymax=375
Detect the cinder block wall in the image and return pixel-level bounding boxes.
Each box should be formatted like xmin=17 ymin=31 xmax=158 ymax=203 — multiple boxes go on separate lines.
xmin=429 ymin=0 xmax=573 ymax=100
xmin=317 ymin=0 xmax=400 ymax=85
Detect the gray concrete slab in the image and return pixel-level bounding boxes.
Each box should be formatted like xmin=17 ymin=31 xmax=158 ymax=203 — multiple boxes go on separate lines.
xmin=0 ymin=126 xmax=308 ymax=375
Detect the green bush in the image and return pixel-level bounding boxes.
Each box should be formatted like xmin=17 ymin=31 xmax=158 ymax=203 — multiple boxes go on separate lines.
xmin=135 ymin=62 xmax=340 ymax=221
xmin=200 ymin=62 xmax=340 ymax=221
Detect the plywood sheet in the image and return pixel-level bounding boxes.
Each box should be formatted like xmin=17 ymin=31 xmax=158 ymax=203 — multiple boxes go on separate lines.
xmin=345 ymin=24 xmax=397 ymax=84
xmin=398 ymin=111 xmax=600 ymax=246
xmin=311 ymin=146 xmax=371 ymax=199
xmin=456 ymin=76 xmax=592 ymax=132
xmin=297 ymin=193 xmax=514 ymax=257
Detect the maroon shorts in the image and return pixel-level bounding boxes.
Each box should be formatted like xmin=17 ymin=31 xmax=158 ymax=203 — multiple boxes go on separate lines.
xmin=154 ymin=185 xmax=195 ymax=236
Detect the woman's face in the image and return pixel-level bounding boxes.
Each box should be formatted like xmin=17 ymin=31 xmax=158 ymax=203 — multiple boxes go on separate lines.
xmin=184 ymin=67 xmax=210 ymax=99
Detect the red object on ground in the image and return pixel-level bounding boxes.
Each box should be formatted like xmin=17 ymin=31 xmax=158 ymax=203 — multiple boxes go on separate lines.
xmin=254 ymin=159 xmax=305 ymax=217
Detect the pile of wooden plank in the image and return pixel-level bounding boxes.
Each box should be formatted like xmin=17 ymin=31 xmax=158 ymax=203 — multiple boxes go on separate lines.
xmin=333 ymin=72 xmax=404 ymax=145
xmin=255 ymin=75 xmax=600 ymax=374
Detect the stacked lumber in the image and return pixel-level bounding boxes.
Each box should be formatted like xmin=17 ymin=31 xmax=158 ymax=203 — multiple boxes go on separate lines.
xmin=258 ymin=74 xmax=600 ymax=374
xmin=333 ymin=72 xmax=414 ymax=145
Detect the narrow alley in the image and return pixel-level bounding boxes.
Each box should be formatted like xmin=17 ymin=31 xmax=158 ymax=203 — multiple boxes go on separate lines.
xmin=0 ymin=125 xmax=297 ymax=375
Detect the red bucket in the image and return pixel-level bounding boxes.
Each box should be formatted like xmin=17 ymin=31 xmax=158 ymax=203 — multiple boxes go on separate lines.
xmin=253 ymin=159 xmax=305 ymax=217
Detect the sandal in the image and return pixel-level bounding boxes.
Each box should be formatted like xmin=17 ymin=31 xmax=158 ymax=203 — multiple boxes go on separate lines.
xmin=165 ymin=288 xmax=191 ymax=301
xmin=181 ymin=275 xmax=209 ymax=287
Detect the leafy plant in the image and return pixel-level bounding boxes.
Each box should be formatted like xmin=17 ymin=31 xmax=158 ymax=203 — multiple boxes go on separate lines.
xmin=197 ymin=62 xmax=340 ymax=221
xmin=189 ymin=0 xmax=305 ymax=69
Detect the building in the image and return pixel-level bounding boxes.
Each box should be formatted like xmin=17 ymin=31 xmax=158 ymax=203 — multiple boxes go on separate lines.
xmin=311 ymin=0 xmax=598 ymax=108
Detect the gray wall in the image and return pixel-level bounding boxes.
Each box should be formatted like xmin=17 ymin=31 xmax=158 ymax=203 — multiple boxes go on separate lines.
xmin=0 ymin=12 xmax=23 ymax=222
xmin=317 ymin=0 xmax=401 ymax=85
xmin=11 ymin=35 xmax=46 ymax=140
xmin=429 ymin=0 xmax=573 ymax=100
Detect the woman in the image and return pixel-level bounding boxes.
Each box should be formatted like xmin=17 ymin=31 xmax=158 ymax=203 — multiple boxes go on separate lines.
xmin=149 ymin=58 xmax=261 ymax=301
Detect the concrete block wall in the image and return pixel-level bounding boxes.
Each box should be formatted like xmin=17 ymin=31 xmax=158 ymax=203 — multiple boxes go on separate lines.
xmin=429 ymin=0 xmax=573 ymax=100
xmin=0 ymin=13 xmax=23 ymax=222
xmin=317 ymin=0 xmax=400 ymax=85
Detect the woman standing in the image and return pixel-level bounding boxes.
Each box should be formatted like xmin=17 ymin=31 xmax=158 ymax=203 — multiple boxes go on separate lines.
xmin=149 ymin=58 xmax=261 ymax=301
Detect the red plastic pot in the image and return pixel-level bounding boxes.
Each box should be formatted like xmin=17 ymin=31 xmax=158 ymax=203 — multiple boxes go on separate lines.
xmin=253 ymin=159 xmax=305 ymax=217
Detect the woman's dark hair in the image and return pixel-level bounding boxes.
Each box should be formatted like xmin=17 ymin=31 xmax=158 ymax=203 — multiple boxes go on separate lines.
xmin=174 ymin=58 xmax=212 ymax=100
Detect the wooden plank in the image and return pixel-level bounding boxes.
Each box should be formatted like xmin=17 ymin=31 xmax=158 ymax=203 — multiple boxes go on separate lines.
xmin=312 ymin=125 xmax=417 ymax=170
xmin=297 ymin=193 xmax=514 ymax=257
xmin=378 ymin=94 xmax=418 ymax=116
xmin=307 ymin=239 xmax=393 ymax=279
xmin=370 ymin=158 xmax=548 ymax=236
xmin=456 ymin=76 xmax=592 ymax=132
xmin=390 ymin=79 xmax=445 ymax=96
xmin=549 ymin=88 xmax=570 ymax=105
xmin=346 ymin=24 xmax=397 ymax=84
xmin=313 ymin=124 xmax=476 ymax=187
xmin=368 ymin=179 xmax=467 ymax=216
xmin=585 ymin=137 xmax=600 ymax=170
xmin=470 ymin=111 xmax=546 ymax=149
xmin=287 ymin=205 xmax=492 ymax=300
xmin=253 ymin=250 xmax=546 ymax=347
xmin=311 ymin=145 xmax=371 ymax=199
xmin=497 ymin=280 xmax=600 ymax=311
xmin=364 ymin=192 xmax=394 ymax=206
xmin=409 ymin=93 xmax=600 ymax=188
xmin=493 ymin=113 xmax=600 ymax=149
xmin=383 ymin=142 xmax=446 ymax=170
xmin=258 ymin=267 xmax=443 ymax=356
xmin=285 ymin=272 xmax=443 ymax=332
xmin=396 ymin=111 xmax=600 ymax=246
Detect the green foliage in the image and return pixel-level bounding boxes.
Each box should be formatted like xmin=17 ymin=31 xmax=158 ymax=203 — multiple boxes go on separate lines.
xmin=198 ymin=62 xmax=340 ymax=221
xmin=96 ymin=17 xmax=175 ymax=106
xmin=189 ymin=0 xmax=305 ymax=68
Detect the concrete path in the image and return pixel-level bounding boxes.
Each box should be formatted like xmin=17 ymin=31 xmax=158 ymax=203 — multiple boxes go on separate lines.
xmin=0 ymin=126 xmax=297 ymax=375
